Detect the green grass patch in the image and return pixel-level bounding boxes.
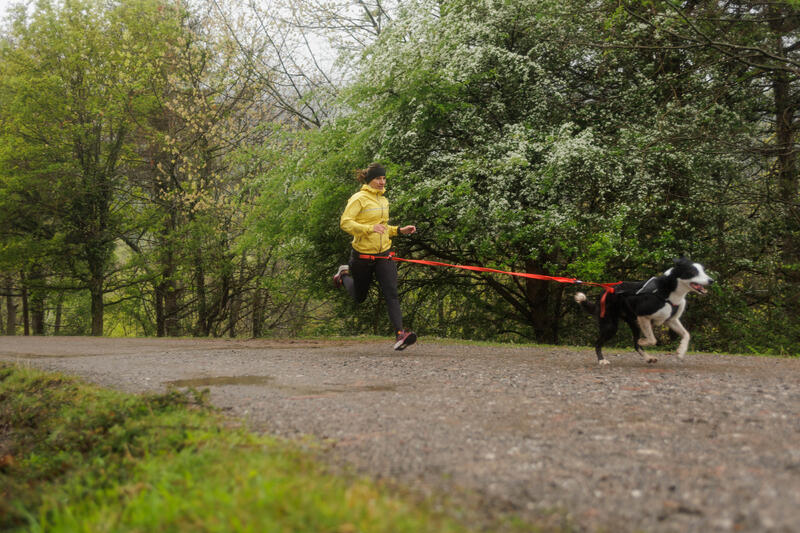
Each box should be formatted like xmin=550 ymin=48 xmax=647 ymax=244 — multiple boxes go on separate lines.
xmin=0 ymin=364 xmax=502 ymax=533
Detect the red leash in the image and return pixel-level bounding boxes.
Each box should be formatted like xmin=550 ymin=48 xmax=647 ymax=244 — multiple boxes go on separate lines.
xmin=359 ymin=252 xmax=621 ymax=315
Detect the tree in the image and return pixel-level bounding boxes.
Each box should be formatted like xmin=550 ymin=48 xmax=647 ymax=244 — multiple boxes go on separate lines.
xmin=0 ymin=0 xmax=183 ymax=335
xmin=124 ymin=0 xmax=290 ymax=337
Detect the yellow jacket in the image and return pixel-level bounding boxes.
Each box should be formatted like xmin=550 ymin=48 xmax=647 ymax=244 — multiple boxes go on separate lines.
xmin=340 ymin=184 xmax=399 ymax=254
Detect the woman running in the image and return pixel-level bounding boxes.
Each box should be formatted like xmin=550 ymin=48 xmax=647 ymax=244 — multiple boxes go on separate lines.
xmin=333 ymin=163 xmax=417 ymax=350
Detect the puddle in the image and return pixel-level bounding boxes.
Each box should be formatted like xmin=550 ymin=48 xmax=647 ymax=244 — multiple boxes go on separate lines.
xmin=0 ymin=353 xmax=102 ymax=359
xmin=164 ymin=376 xmax=397 ymax=394
xmin=351 ymin=384 xmax=396 ymax=392
xmin=166 ymin=375 xmax=275 ymax=387
xmin=287 ymin=384 xmax=397 ymax=395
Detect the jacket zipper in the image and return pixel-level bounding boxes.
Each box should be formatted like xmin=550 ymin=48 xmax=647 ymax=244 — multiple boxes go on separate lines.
xmin=380 ymin=203 xmax=385 ymax=251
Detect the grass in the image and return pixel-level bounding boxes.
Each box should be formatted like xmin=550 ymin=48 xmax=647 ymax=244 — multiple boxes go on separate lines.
xmin=0 ymin=363 xmax=527 ymax=533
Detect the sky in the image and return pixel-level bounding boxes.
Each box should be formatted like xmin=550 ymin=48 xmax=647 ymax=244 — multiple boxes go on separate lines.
xmin=0 ymin=0 xmax=20 ymax=21
xmin=1 ymin=0 xmax=35 ymax=23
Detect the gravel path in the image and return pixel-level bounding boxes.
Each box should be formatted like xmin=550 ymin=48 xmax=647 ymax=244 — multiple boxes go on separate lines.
xmin=2 ymin=336 xmax=799 ymax=532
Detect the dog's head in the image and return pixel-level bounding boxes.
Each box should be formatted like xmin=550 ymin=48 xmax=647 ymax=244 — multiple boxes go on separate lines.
xmin=666 ymin=257 xmax=714 ymax=295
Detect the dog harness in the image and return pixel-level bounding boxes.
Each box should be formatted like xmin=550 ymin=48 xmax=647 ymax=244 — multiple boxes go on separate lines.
xmin=636 ymin=277 xmax=658 ymax=294
xmin=634 ymin=277 xmax=681 ymax=318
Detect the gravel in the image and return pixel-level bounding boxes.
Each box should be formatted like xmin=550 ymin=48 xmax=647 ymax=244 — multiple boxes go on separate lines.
xmin=2 ymin=336 xmax=799 ymax=532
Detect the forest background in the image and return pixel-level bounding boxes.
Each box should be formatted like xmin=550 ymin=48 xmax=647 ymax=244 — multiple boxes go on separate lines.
xmin=0 ymin=0 xmax=798 ymax=356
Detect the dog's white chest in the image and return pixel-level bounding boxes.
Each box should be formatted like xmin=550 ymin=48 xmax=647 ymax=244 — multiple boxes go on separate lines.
xmin=650 ymin=300 xmax=685 ymax=325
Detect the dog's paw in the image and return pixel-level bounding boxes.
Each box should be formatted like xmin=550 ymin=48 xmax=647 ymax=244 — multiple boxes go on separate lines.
xmin=598 ymin=359 xmax=611 ymax=366
xmin=646 ymin=356 xmax=658 ymax=364
xmin=574 ymin=292 xmax=587 ymax=303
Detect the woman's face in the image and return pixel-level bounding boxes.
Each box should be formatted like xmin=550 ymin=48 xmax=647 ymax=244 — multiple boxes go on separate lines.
xmin=368 ymin=175 xmax=386 ymax=191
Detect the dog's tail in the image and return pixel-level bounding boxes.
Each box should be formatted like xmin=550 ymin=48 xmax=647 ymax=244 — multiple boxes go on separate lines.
xmin=574 ymin=292 xmax=596 ymax=315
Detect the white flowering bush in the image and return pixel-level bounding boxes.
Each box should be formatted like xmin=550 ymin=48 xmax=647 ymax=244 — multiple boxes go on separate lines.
xmin=261 ymin=0 xmax=795 ymax=350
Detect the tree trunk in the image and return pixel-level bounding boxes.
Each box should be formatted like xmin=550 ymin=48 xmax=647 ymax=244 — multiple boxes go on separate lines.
xmin=31 ymin=294 xmax=45 ymax=335
xmin=164 ymin=281 xmax=180 ymax=336
xmin=227 ymin=253 xmax=247 ymax=338
xmin=195 ymin=253 xmax=209 ymax=336
xmin=252 ymin=288 xmax=264 ymax=338
xmin=160 ymin=245 xmax=180 ymax=337
xmin=215 ymin=272 xmax=232 ymax=337
xmin=155 ymin=283 xmax=165 ymax=337
xmin=90 ymin=275 xmax=104 ymax=336
xmin=54 ymin=294 xmax=63 ymax=335
xmin=29 ymin=267 xmax=46 ymax=335
xmin=20 ymin=272 xmax=29 ymax=336
xmin=764 ymin=6 xmax=799 ymax=294
xmin=228 ymin=296 xmax=240 ymax=338
xmin=772 ymin=49 xmax=799 ymax=284
xmin=551 ymin=283 xmax=564 ymax=345
xmin=525 ymin=260 xmax=556 ymax=343
xmin=5 ymin=276 xmax=15 ymax=335
xmin=85 ymin=241 xmax=107 ymax=337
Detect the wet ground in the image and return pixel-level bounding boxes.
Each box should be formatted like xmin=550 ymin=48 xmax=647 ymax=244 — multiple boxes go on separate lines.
xmin=2 ymin=336 xmax=799 ymax=532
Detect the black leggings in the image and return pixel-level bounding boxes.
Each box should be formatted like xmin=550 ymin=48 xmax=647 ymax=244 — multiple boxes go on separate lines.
xmin=343 ymin=249 xmax=403 ymax=332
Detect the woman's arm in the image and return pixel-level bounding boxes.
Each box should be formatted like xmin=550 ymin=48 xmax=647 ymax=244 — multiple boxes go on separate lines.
xmin=340 ymin=197 xmax=372 ymax=236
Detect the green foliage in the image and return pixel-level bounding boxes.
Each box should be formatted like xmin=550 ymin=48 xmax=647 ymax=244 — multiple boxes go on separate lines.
xmin=1 ymin=0 xmax=798 ymax=353
xmin=0 ymin=0 xmax=299 ymax=338
xmin=0 ymin=0 xmax=186 ymax=334
xmin=0 ymin=364 xmax=487 ymax=532
xmin=262 ymin=0 xmax=760 ymax=344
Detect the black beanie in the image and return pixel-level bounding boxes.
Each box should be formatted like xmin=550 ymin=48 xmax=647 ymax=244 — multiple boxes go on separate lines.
xmin=365 ymin=164 xmax=386 ymax=182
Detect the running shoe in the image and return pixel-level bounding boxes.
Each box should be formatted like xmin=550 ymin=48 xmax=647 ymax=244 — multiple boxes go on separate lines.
xmin=333 ymin=264 xmax=349 ymax=288
xmin=393 ymin=330 xmax=417 ymax=351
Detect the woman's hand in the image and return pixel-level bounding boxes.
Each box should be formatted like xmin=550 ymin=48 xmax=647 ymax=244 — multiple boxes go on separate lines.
xmin=399 ymin=225 xmax=416 ymax=235
xmin=372 ymin=224 xmax=387 ymax=234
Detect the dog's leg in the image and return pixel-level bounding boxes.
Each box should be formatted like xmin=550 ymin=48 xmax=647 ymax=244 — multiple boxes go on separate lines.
xmin=636 ymin=317 xmax=658 ymax=346
xmin=635 ymin=317 xmax=658 ymax=363
xmin=666 ymin=318 xmax=690 ymax=359
xmin=622 ymin=315 xmax=646 ymax=357
xmin=595 ymin=316 xmax=618 ymax=366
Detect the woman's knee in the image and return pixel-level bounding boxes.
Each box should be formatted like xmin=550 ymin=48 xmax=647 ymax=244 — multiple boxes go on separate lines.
xmin=353 ymin=290 xmax=369 ymax=304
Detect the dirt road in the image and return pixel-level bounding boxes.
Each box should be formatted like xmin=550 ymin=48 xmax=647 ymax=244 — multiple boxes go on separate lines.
xmin=2 ymin=336 xmax=799 ymax=532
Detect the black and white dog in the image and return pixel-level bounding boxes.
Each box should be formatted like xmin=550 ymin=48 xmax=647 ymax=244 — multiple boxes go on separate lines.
xmin=574 ymin=258 xmax=714 ymax=365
